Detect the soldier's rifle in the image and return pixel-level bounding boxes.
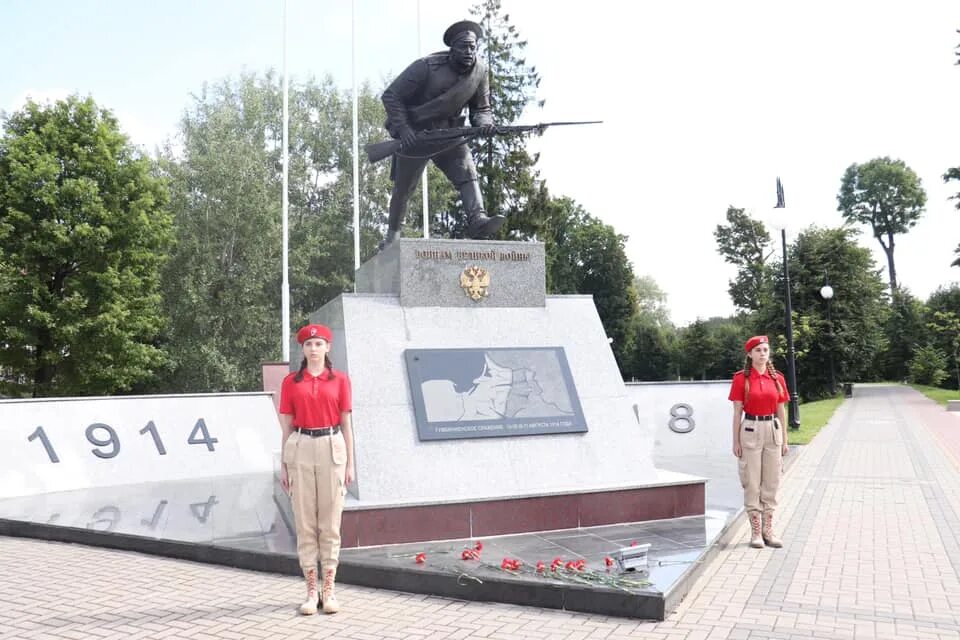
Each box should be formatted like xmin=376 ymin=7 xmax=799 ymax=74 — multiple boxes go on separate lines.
xmin=364 ymin=120 xmax=602 ymax=164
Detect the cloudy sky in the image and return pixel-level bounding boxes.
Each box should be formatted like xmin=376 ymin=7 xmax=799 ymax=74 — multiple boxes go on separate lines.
xmin=3 ymin=1 xmax=959 ymax=325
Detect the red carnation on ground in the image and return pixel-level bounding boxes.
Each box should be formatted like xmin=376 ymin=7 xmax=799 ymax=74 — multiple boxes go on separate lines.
xmin=604 ymin=556 xmax=614 ymax=568
xmin=500 ymin=557 xmax=521 ymax=571
xmin=536 ymin=561 xmax=546 ymax=573
xmin=461 ymin=548 xmax=479 ymax=560
xmin=563 ymin=559 xmax=586 ymax=571
xmin=474 ymin=541 xmax=483 ymax=551
xmin=414 ymin=552 xmax=426 ymax=564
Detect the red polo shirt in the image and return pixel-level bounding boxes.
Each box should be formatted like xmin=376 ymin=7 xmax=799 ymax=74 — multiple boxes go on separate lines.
xmin=279 ymin=369 xmax=352 ymax=427
xmin=728 ymin=368 xmax=788 ymax=415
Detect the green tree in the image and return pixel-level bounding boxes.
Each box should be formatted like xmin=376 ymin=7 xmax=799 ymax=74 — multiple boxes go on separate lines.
xmin=837 ymin=157 xmax=926 ymax=294
xmin=0 ymin=96 xmax=172 ymax=397
xmin=947 ymin=32 xmax=960 ymax=267
xmin=926 ymin=284 xmax=960 ymax=389
xmin=157 ymin=72 xmax=392 ymax=392
xmin=944 ymin=167 xmax=960 ymax=267
xmin=633 ymin=274 xmax=672 ymax=328
xmin=624 ymin=275 xmax=675 ymax=381
xmin=908 ymin=345 xmax=949 ymax=387
xmin=713 ymin=206 xmax=774 ymax=311
xmin=877 ymin=289 xmax=928 ymax=382
xmin=157 ymin=75 xmax=283 ymax=392
xmin=705 ymin=316 xmax=753 ymax=379
xmin=542 ymin=196 xmax=638 ymax=369
xmin=759 ymin=226 xmax=887 ymax=398
xmin=677 ymin=319 xmax=721 ymax=380
xmin=287 ymin=76 xmax=393 ymax=310
xmin=928 ymin=310 xmax=960 ymax=389
xmin=626 ymin=315 xmax=675 ymax=381
xmin=926 ymin=283 xmax=960 ymax=316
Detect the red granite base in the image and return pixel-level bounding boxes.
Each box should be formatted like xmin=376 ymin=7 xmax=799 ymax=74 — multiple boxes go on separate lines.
xmin=260 ymin=361 xmax=289 ymax=412
xmin=340 ymin=482 xmax=705 ymax=547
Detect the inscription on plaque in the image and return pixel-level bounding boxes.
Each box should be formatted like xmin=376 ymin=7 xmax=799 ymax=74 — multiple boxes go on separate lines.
xmin=415 ymin=249 xmax=530 ymax=262
xmin=404 ymin=347 xmax=587 ymax=441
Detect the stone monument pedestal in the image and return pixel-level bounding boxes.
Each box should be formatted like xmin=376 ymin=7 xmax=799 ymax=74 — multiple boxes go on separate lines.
xmin=290 ymin=239 xmax=704 ymax=547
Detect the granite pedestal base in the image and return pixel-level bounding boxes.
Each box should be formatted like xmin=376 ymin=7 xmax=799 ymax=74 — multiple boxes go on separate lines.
xmin=284 ymin=239 xmax=705 ymax=543
xmin=272 ymin=470 xmax=704 ymax=547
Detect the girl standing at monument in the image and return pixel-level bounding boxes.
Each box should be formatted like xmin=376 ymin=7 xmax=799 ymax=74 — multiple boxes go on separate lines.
xmin=279 ymin=324 xmax=355 ymax=615
xmin=728 ymin=335 xmax=790 ymax=549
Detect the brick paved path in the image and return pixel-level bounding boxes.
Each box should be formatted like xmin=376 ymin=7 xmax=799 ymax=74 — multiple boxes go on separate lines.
xmin=2 ymin=384 xmax=959 ymax=639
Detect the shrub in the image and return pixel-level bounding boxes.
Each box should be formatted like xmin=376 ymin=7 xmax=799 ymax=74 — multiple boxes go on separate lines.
xmin=908 ymin=345 xmax=949 ymax=387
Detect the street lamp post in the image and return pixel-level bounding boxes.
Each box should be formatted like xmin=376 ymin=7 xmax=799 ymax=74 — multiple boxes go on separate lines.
xmin=819 ymin=277 xmax=836 ymax=396
xmin=772 ymin=178 xmax=801 ymax=429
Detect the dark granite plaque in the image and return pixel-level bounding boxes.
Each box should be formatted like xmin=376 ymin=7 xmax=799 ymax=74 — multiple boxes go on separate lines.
xmin=404 ymin=347 xmax=587 ymax=441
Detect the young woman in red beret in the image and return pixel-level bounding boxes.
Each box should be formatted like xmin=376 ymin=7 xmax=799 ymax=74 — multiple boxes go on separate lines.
xmin=278 ymin=324 xmax=355 ymax=615
xmin=728 ymin=335 xmax=790 ymax=548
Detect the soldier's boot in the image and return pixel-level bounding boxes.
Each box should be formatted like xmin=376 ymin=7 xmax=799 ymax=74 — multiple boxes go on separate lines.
xmin=460 ymin=180 xmax=504 ymax=239
xmin=464 ymin=210 xmax=505 ymax=239
xmin=762 ymin=512 xmax=783 ymax=548
xmin=298 ymin=568 xmax=319 ymax=615
xmin=377 ymin=228 xmax=400 ymax=252
xmin=748 ymin=511 xmax=764 ymax=548
xmin=321 ymin=568 xmax=340 ymax=614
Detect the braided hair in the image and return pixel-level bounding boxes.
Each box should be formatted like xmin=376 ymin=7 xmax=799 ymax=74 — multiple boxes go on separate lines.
xmin=293 ymin=355 xmax=336 ymax=382
xmin=742 ymin=355 xmax=783 ymax=405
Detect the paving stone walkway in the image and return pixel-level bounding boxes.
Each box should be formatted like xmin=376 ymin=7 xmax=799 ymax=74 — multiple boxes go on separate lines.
xmin=2 ymin=384 xmax=959 ymax=639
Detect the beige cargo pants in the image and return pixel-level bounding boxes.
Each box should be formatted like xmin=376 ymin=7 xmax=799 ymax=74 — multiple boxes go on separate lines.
xmin=283 ymin=430 xmax=348 ymax=571
xmin=738 ymin=417 xmax=783 ymax=514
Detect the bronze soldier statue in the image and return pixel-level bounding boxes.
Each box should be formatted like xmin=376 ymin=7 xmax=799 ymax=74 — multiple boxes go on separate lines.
xmin=379 ymin=19 xmax=505 ymax=247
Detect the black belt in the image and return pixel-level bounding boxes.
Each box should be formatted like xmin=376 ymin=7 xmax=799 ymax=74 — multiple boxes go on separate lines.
xmin=294 ymin=426 xmax=341 ymax=437
xmin=744 ymin=413 xmax=775 ymax=421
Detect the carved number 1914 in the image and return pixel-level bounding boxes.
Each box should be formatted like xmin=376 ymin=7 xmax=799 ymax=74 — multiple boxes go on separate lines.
xmin=27 ymin=419 xmax=217 ymax=463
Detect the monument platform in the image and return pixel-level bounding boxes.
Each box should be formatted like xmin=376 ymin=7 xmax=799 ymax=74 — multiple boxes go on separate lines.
xmin=0 ymin=471 xmax=733 ymax=620
xmin=290 ymin=238 xmax=706 ymax=544
xmin=0 ymin=238 xmax=717 ymax=619
xmin=0 ymin=377 xmax=753 ymax=620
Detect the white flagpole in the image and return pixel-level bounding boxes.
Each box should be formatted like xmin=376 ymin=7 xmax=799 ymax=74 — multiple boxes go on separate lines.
xmin=418 ymin=0 xmax=429 ymax=238
xmin=281 ymin=0 xmax=291 ymax=362
xmin=352 ymin=0 xmax=361 ymax=274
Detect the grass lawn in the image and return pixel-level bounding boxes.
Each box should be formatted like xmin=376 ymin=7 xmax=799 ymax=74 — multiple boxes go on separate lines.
xmin=910 ymin=384 xmax=960 ymax=407
xmin=787 ymin=396 xmax=845 ymax=445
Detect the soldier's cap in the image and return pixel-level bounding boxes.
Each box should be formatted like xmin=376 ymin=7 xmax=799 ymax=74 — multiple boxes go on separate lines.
xmin=443 ymin=20 xmax=483 ymax=46
xmin=297 ymin=324 xmax=333 ymax=345
xmin=744 ymin=335 xmax=769 ymax=353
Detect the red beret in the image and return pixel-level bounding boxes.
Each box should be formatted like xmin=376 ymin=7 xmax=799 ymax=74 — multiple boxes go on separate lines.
xmin=744 ymin=335 xmax=769 ymax=353
xmin=297 ymin=324 xmax=332 ymax=344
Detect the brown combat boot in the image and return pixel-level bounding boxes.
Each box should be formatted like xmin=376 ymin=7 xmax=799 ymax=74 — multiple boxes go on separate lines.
xmin=762 ymin=512 xmax=783 ymax=548
xmin=321 ymin=568 xmax=340 ymax=614
xmin=748 ymin=511 xmax=764 ymax=548
xmin=298 ymin=568 xmax=319 ymax=615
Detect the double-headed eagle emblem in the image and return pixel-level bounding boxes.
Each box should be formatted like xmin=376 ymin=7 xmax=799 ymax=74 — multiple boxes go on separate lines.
xmin=459 ymin=265 xmax=490 ymax=301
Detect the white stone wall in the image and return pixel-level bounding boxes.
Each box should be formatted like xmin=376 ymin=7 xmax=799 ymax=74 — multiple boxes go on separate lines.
xmin=625 ymin=381 xmax=733 ymax=458
xmin=311 ymin=294 xmax=675 ymax=506
xmin=0 ymin=393 xmax=279 ymax=499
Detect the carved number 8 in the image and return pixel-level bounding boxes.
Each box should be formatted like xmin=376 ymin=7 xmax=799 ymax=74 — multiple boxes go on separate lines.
xmin=668 ymin=403 xmax=695 ymax=434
